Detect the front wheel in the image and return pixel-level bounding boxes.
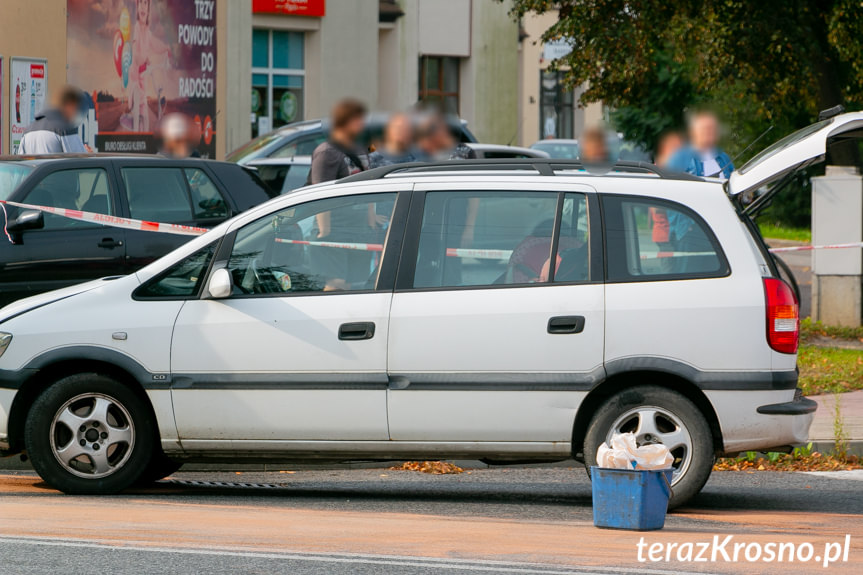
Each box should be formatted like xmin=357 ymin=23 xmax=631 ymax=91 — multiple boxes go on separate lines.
xmin=583 ymin=385 xmax=714 ymax=508
xmin=24 ymin=373 xmax=155 ymax=494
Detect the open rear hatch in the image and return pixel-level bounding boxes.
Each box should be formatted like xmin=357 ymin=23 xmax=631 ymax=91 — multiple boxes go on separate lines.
xmin=728 ymin=111 xmax=863 ymax=216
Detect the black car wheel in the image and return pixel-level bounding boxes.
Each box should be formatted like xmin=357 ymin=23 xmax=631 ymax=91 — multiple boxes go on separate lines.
xmin=583 ymin=385 xmax=714 ymax=509
xmin=24 ymin=373 xmax=154 ymax=495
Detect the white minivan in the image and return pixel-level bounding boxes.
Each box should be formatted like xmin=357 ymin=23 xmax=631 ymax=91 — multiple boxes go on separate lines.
xmin=2 ymin=114 xmax=857 ymax=505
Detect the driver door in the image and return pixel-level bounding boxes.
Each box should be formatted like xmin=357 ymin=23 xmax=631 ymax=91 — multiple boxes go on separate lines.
xmin=170 ymin=191 xmax=402 ymax=445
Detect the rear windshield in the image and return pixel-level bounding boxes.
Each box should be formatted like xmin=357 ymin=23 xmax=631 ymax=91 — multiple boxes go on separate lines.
xmin=0 ymin=163 xmax=35 ymax=200
xmin=738 ymin=119 xmax=832 ymax=174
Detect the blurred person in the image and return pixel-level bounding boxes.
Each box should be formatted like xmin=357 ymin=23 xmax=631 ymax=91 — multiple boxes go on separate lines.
xmin=667 ymin=111 xmax=733 ymax=179
xmin=415 ymin=113 xmax=476 ymax=161
xmin=578 ymin=127 xmax=609 ymax=163
xmin=157 ymin=113 xmax=200 ymax=158
xmin=16 ymin=86 xmax=87 ymax=155
xmin=307 ymin=99 xmax=373 ymax=285
xmin=368 ymin=113 xmax=416 ymax=168
xmin=654 ymin=130 xmax=685 ymax=167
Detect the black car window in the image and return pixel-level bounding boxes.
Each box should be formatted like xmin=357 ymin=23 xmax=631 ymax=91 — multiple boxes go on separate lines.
xmin=185 ymin=168 xmax=229 ymax=221
xmin=23 ymin=168 xmax=113 ymax=230
xmin=135 ymin=242 xmax=216 ymax=299
xmin=603 ymin=195 xmax=728 ymax=281
xmin=122 ymin=168 xmax=194 ymax=224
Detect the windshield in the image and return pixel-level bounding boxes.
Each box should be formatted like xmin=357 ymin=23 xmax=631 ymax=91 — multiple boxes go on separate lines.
xmin=226 ymin=127 xmax=305 ymax=163
xmin=738 ymin=119 xmax=833 ymax=174
xmin=531 ymin=142 xmax=579 ymax=159
xmin=0 ymin=163 xmax=35 ymax=200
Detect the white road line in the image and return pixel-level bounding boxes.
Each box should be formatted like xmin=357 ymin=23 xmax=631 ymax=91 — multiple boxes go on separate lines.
xmin=802 ymin=470 xmax=863 ymax=481
xmin=0 ymin=535 xmax=709 ymax=575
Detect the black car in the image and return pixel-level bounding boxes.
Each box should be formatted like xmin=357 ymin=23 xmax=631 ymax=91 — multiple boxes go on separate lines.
xmin=0 ymin=154 xmax=271 ymax=306
xmin=227 ymin=114 xmax=477 ymax=165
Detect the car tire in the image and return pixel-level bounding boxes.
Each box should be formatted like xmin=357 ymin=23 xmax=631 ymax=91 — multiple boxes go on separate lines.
xmin=24 ymin=373 xmax=154 ymax=495
xmin=583 ymin=385 xmax=714 ymax=509
xmin=136 ymin=451 xmax=183 ymax=485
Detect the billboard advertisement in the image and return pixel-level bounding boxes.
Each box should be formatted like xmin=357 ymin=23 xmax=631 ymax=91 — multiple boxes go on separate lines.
xmin=67 ymin=0 xmax=217 ymax=157
xmin=9 ymin=58 xmax=48 ymax=154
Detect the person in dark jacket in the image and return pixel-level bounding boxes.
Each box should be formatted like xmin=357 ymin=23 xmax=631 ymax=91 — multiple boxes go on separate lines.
xmin=16 ymin=86 xmax=87 ymax=155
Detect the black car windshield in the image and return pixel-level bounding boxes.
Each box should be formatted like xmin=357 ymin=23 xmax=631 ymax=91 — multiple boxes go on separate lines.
xmin=0 ymin=163 xmax=35 ymax=201
xmin=227 ymin=126 xmax=307 ymax=163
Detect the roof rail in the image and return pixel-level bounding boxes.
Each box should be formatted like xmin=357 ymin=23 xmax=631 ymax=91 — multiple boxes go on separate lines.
xmin=338 ymin=159 xmax=702 ymax=184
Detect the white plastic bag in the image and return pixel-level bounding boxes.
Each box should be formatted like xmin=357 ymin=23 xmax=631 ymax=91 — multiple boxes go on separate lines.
xmin=596 ymin=432 xmax=673 ymax=470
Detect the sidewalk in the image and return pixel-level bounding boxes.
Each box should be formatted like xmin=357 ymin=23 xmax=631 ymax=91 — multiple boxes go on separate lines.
xmin=809 ymin=390 xmax=863 ymax=456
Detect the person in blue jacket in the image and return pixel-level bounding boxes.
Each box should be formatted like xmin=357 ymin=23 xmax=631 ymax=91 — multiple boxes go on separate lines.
xmin=667 ymin=110 xmax=733 ymax=179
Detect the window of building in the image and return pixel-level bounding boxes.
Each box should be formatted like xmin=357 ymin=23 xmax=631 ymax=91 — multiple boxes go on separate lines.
xmin=252 ymin=29 xmax=305 ymax=138
xmin=603 ymin=195 xmax=728 ymax=281
xmin=419 ymin=56 xmax=460 ymax=115
xmin=540 ymin=71 xmax=574 ymax=139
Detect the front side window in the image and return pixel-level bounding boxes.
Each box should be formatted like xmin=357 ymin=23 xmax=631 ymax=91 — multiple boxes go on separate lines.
xmin=135 ymin=243 xmax=216 ymax=299
xmin=604 ymin=195 xmax=727 ymax=281
xmin=122 ymin=168 xmax=193 ymax=224
xmin=413 ymin=191 xmax=575 ymax=289
xmin=23 ymin=168 xmax=112 ymax=230
xmin=226 ymin=193 xmax=397 ymax=295
xmin=185 ymin=168 xmax=228 ymax=221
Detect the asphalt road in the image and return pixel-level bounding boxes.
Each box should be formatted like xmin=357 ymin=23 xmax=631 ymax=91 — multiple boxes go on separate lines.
xmin=1 ymin=466 xmax=861 ymax=574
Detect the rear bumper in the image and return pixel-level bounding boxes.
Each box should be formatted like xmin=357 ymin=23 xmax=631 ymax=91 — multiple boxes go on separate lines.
xmin=707 ymin=388 xmax=816 ymax=454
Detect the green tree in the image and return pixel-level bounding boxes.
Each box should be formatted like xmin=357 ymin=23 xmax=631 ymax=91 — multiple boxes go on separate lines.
xmin=505 ymin=0 xmax=863 ymax=162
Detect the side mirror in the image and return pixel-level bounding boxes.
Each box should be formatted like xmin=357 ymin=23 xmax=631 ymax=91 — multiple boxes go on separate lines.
xmin=7 ymin=210 xmax=44 ymax=233
xmin=206 ymin=268 xmax=233 ymax=299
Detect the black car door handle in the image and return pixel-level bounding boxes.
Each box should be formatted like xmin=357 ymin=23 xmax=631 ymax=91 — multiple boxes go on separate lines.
xmin=548 ymin=315 xmax=586 ymax=334
xmin=98 ymin=238 xmax=123 ymax=249
xmin=339 ymin=322 xmax=376 ymax=341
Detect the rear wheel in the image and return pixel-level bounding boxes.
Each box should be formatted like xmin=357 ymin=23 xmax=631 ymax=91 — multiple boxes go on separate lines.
xmin=24 ymin=373 xmax=154 ymax=494
xmin=583 ymin=385 xmax=714 ymax=508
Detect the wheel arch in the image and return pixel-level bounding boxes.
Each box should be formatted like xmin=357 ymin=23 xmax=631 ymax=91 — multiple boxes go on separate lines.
xmin=571 ymin=369 xmax=724 ymax=461
xmin=7 ymin=347 xmax=163 ymax=454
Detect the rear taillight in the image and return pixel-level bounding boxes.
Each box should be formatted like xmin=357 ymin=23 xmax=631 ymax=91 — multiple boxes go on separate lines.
xmin=764 ymin=278 xmax=799 ymax=354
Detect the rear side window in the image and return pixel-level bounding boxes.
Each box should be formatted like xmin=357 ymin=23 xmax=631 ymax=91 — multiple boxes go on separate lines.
xmin=412 ymin=191 xmax=574 ymax=288
xmin=122 ymin=168 xmax=193 ymax=224
xmin=603 ymin=195 xmax=728 ymax=281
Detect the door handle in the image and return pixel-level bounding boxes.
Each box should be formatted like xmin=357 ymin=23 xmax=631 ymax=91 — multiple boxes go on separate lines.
xmin=339 ymin=322 xmax=375 ymax=341
xmin=548 ymin=315 xmax=586 ymax=334
xmin=98 ymin=238 xmax=123 ymax=249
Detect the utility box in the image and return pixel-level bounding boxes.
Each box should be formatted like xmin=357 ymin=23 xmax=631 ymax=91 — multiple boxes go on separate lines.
xmin=811 ymin=166 xmax=863 ymax=327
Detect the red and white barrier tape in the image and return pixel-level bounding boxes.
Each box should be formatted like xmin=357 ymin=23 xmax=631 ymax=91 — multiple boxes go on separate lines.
xmin=769 ymin=242 xmax=863 ymax=253
xmin=0 ymin=199 xmax=209 ymax=241
xmin=274 ymin=237 xmax=384 ymax=252
xmin=4 ymin=198 xmax=863 ymax=258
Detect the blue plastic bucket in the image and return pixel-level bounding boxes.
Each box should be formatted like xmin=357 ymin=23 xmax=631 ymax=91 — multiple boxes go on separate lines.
xmin=591 ymin=466 xmax=674 ymax=531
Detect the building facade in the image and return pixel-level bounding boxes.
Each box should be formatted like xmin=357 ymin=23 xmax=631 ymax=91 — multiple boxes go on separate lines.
xmin=249 ymin=0 xmax=520 ymax=146
xmin=517 ymin=10 xmax=603 ymax=147
xmin=0 ymin=1 xmax=581 ymax=157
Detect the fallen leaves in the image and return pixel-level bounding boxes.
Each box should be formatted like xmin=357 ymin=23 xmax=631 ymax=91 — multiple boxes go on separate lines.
xmin=390 ymin=461 xmax=464 ymax=475
xmin=714 ymin=451 xmax=862 ymax=472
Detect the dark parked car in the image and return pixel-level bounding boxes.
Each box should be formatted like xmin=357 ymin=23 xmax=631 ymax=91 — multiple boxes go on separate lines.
xmin=0 ymin=154 xmax=271 ymax=306
xmin=227 ymin=115 xmax=477 ymax=165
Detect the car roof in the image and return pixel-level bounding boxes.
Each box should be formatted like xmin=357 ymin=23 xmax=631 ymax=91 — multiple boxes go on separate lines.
xmin=245 ymin=156 xmax=312 ymax=166
xmin=0 ymin=153 xmax=238 ymax=167
xmin=531 ymin=139 xmax=579 ymax=146
xmin=338 ymin=159 xmax=703 ymax=184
